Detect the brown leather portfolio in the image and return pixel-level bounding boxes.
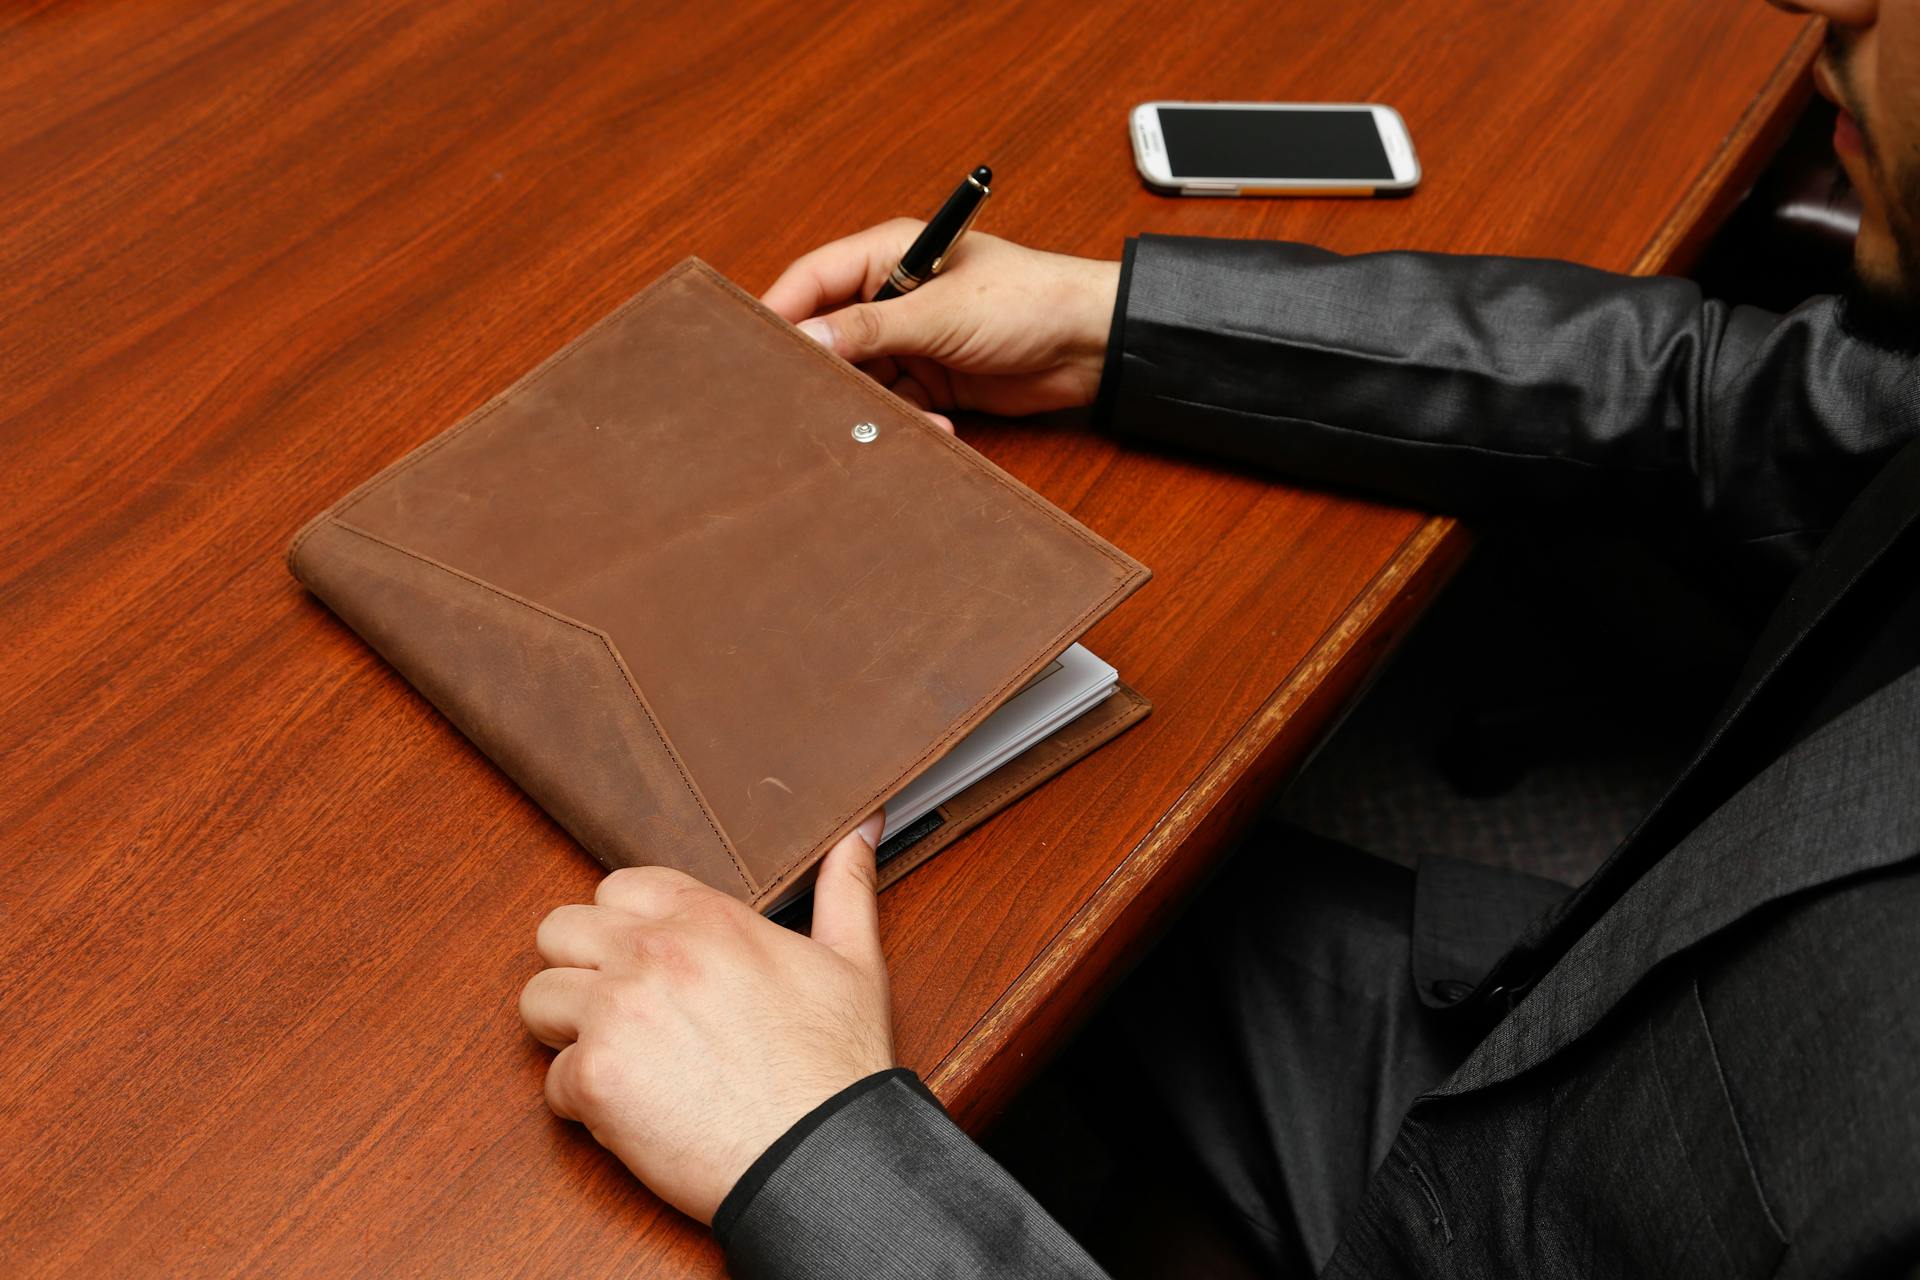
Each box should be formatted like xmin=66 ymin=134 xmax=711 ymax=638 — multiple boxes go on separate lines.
xmin=289 ymin=258 xmax=1151 ymax=911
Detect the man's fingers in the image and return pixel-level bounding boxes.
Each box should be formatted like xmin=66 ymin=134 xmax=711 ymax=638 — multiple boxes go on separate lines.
xmin=797 ymin=293 xmax=947 ymax=367
xmin=543 ymin=1041 xmax=584 ymax=1120
xmin=762 ymin=219 xmax=924 ymax=323
xmin=889 ymin=374 xmax=931 ymax=410
xmin=761 ymin=243 xmax=870 ymax=322
xmin=594 ymin=864 xmax=714 ymax=919
xmin=520 ymin=966 xmax=595 ymax=1050
xmin=536 ymin=902 xmax=614 ymax=969
xmin=808 ymin=812 xmax=887 ymax=973
xmin=857 ymin=355 xmax=902 ymax=390
xmin=887 ymin=379 xmax=953 ymax=432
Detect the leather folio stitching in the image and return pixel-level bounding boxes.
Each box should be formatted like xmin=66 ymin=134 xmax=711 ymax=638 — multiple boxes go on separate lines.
xmin=942 ymin=687 xmax=1150 ymax=822
xmin=880 ymin=687 xmax=1150 ymax=887
xmin=698 ymin=261 xmax=1145 ymax=581
xmin=766 ymin=576 xmax=1138 ymax=900
xmin=695 ymin=262 xmax=1149 ymax=899
xmin=327 ymin=520 xmax=751 ymax=890
xmin=293 ymin=259 xmax=1148 ymax=902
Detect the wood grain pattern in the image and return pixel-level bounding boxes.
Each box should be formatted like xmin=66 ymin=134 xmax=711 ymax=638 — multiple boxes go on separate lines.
xmin=0 ymin=1 xmax=1813 ymax=1274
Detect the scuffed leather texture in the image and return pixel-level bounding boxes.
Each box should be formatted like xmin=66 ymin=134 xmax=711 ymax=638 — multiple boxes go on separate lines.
xmin=293 ymin=518 xmax=748 ymax=892
xmin=289 ymin=259 xmax=1150 ymax=910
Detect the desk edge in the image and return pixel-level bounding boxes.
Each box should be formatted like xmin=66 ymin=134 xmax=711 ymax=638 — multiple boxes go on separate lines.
xmin=928 ymin=514 xmax=1470 ymax=1129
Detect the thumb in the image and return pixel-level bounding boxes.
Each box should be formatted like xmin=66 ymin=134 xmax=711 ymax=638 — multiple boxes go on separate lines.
xmin=798 ymin=296 xmax=941 ymax=366
xmin=809 ymin=811 xmax=887 ymax=972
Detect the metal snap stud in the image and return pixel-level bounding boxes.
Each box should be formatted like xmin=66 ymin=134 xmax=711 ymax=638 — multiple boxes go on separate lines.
xmin=851 ymin=422 xmax=878 ymax=443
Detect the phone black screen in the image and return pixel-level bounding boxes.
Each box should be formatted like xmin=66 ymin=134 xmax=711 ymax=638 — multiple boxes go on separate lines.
xmin=1158 ymin=107 xmax=1393 ymax=181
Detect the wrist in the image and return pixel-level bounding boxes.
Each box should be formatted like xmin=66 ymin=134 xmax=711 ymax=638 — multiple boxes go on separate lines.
xmin=1061 ymin=257 xmax=1122 ymax=375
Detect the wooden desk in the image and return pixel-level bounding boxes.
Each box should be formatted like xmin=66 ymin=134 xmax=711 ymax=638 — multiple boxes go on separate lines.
xmin=0 ymin=1 xmax=1815 ymax=1273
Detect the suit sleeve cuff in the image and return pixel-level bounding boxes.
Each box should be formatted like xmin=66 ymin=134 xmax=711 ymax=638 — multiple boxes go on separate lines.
xmin=712 ymin=1067 xmax=927 ymax=1245
xmin=712 ymin=1067 xmax=1107 ymax=1279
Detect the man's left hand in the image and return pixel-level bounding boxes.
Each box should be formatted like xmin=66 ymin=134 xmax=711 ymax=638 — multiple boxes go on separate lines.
xmin=519 ymin=812 xmax=894 ymax=1224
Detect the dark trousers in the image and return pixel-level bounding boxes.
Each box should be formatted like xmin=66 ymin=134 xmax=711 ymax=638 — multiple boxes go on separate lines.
xmin=989 ymin=827 xmax=1550 ymax=1276
xmin=1114 ymin=831 xmax=1489 ymax=1272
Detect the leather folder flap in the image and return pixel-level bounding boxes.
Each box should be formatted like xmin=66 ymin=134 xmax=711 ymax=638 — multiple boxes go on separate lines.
xmin=290 ymin=258 xmax=1149 ymax=909
xmin=292 ymin=518 xmax=752 ymax=894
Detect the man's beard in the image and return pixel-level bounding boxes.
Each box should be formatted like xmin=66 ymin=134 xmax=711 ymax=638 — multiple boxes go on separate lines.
xmin=1834 ymin=162 xmax=1920 ymax=355
xmin=1840 ymin=268 xmax=1920 ymax=355
xmin=1823 ymin=27 xmax=1920 ymax=355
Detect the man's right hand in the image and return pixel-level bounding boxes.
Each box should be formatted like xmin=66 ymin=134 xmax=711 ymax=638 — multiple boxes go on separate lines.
xmin=761 ymin=220 xmax=1120 ymax=420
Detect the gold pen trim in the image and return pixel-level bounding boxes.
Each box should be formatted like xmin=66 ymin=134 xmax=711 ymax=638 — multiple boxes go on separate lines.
xmin=886 ymin=263 xmax=927 ymax=294
xmin=930 ymin=187 xmax=990 ymax=277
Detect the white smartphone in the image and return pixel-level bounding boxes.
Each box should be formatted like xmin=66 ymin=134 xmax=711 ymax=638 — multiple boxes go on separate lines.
xmin=1130 ymin=101 xmax=1420 ymax=197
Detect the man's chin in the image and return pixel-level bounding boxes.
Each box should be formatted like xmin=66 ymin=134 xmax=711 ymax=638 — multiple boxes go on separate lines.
xmin=1838 ymin=269 xmax=1920 ymax=355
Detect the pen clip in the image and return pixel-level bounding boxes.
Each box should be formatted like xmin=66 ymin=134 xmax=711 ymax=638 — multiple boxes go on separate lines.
xmin=929 ymin=192 xmax=989 ymax=278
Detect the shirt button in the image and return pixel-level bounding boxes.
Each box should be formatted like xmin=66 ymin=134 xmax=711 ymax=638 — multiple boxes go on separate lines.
xmin=1429 ymin=979 xmax=1476 ymax=1004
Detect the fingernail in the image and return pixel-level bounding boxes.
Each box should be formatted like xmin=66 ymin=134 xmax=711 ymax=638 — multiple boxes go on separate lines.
xmin=853 ymin=813 xmax=885 ymax=850
xmin=797 ymin=318 xmax=834 ymax=351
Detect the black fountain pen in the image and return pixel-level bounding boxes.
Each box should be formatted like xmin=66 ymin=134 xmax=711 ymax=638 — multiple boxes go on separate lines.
xmin=872 ymin=166 xmax=993 ymax=301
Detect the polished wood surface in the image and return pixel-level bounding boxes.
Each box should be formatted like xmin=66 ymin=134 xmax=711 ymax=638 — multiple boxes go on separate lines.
xmin=0 ymin=1 xmax=1815 ymax=1273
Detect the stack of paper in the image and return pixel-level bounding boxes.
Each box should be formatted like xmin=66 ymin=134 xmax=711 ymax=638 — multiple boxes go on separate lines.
xmin=882 ymin=644 xmax=1118 ymax=836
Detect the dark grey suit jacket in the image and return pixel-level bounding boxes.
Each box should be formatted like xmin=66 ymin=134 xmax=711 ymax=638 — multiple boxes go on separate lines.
xmin=716 ymin=237 xmax=1920 ymax=1278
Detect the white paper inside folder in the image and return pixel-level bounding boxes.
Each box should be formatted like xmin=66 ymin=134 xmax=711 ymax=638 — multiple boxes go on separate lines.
xmin=881 ymin=644 xmax=1118 ymax=837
